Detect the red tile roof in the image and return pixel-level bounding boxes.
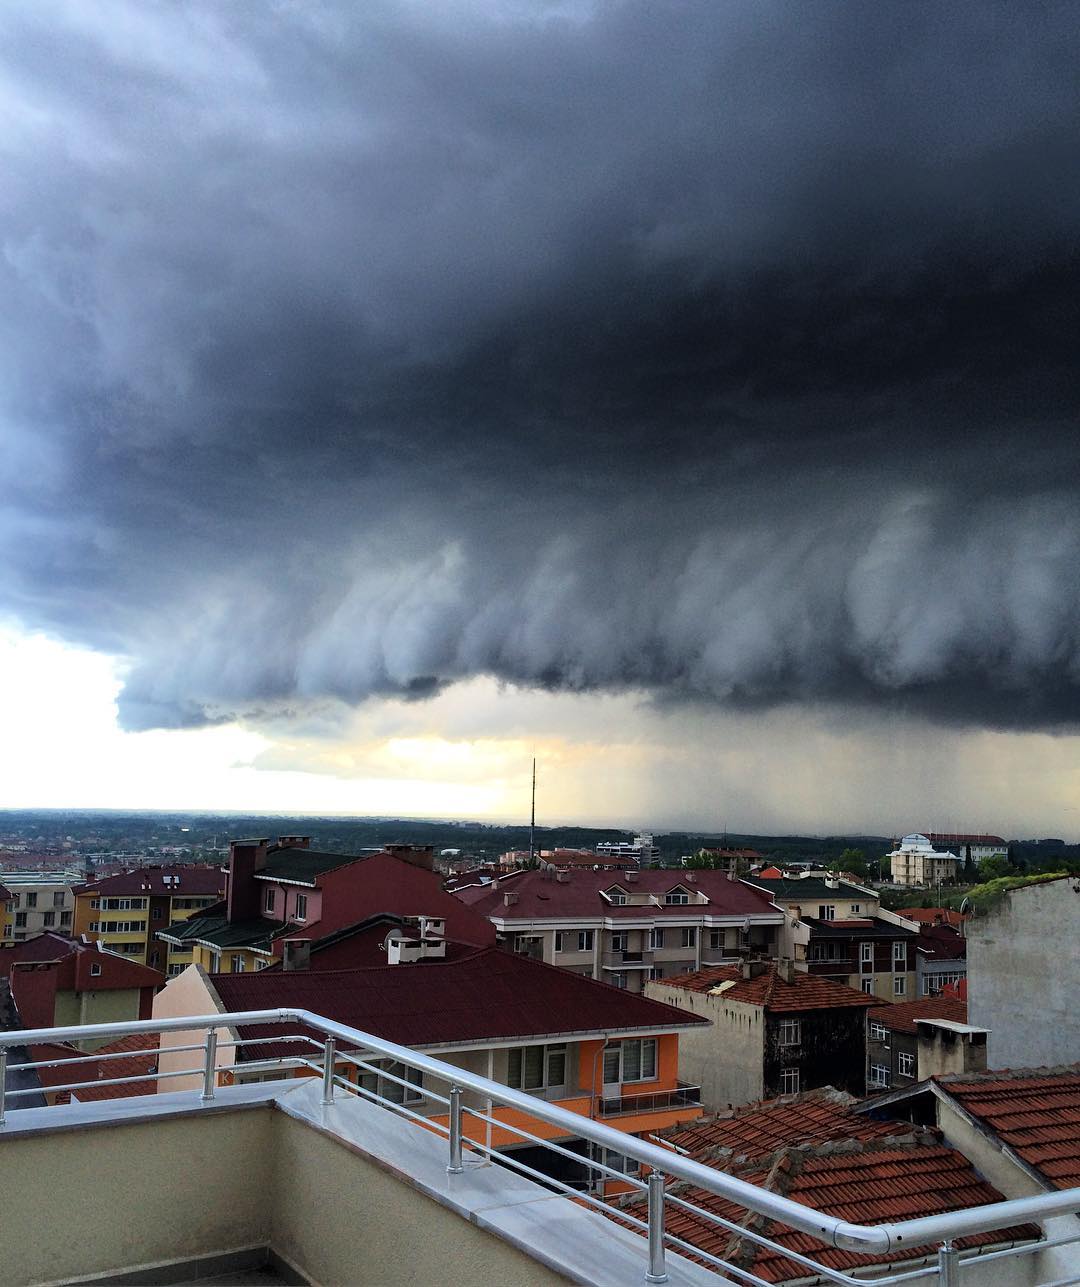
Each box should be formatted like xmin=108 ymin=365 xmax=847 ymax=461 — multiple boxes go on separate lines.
xmin=615 ymin=1135 xmax=1037 ymax=1281
xmin=74 ymin=1033 xmax=159 ymax=1102
xmin=0 ymin=932 xmax=81 ymax=965
xmin=75 ymin=864 xmax=225 ymax=897
xmin=924 ymin=833 xmax=1007 ymax=846
xmin=902 ymin=907 xmax=969 ymax=927
xmin=210 ymin=945 xmax=708 ymax=1058
xmin=658 ymin=1089 xmax=901 ymax=1161
xmin=868 ymin=996 xmax=968 ymax=1035
xmin=916 ymin=923 xmax=967 ymax=961
xmin=938 ymin=1066 xmax=1080 ymax=1190
xmin=456 ymin=868 xmax=782 ymax=920
xmin=5 ymin=937 xmax=163 ymax=1028
xmin=659 ymin=963 xmax=878 ymax=1013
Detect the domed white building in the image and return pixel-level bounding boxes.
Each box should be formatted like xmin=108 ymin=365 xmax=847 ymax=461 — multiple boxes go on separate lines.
xmin=887 ymin=834 xmax=962 ymax=887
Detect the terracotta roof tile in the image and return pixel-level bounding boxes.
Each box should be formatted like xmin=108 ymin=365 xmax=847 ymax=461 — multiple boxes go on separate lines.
xmin=867 ymin=996 xmax=968 ymax=1035
xmin=661 ymin=963 xmax=878 ymax=1013
xmin=939 ymin=1066 xmax=1080 ymax=1189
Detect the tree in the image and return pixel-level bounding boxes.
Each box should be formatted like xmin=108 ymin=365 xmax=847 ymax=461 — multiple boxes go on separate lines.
xmin=977 ymin=853 xmax=1011 ymax=881
xmin=830 ymin=848 xmax=868 ymax=880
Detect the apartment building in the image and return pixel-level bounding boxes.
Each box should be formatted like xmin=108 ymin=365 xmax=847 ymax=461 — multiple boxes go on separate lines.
xmin=915 ymin=920 xmax=967 ymax=996
xmin=646 ymin=960 xmax=876 ymax=1108
xmin=1 ymin=932 xmax=163 ymax=1049
xmin=159 ymin=837 xmax=496 ymax=973
xmin=154 ymin=942 xmax=709 ymax=1185
xmin=455 ymin=867 xmax=783 ymax=992
xmin=0 ymin=870 xmax=84 ymax=941
xmin=73 ymin=865 xmax=224 ymax=972
xmin=865 ymin=995 xmax=974 ymax=1092
xmin=922 ymin=832 xmax=1009 ymax=864
xmin=0 ymin=884 xmax=12 ymax=943
xmin=886 ymin=834 xmax=963 ymax=887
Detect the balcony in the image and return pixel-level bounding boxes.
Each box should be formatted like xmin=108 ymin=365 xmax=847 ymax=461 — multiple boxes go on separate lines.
xmin=601 ymin=950 xmax=653 ymax=970
xmin=1 ymin=1011 xmax=1078 ymax=1286
xmin=598 ymin=1082 xmax=702 ymax=1117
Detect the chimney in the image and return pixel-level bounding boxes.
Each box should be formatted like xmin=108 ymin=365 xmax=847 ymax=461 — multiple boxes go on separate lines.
xmin=504 ymin=891 xmax=519 ymax=906
xmin=824 ymin=876 xmax=839 ymax=889
xmin=282 ymin=939 xmax=311 ymax=972
xmin=742 ymin=960 xmax=768 ymax=980
xmin=384 ymin=843 xmax=435 ymax=872
xmin=776 ymin=957 xmax=796 ymax=984
xmin=916 ymin=1020 xmax=989 ymax=1080
xmin=626 ymin=871 xmax=638 ymax=883
xmin=276 ymin=835 xmax=311 ymax=851
xmin=226 ymin=839 xmax=269 ymax=924
xmin=555 ymin=870 xmax=570 ymax=883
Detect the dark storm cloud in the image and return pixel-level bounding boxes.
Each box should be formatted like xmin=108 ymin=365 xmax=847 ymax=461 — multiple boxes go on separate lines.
xmin=2 ymin=0 xmax=1080 ymax=731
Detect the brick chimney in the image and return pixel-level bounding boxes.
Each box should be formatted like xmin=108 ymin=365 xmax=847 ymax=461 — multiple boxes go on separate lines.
xmin=384 ymin=843 xmax=435 ymax=872
xmin=916 ymin=1020 xmax=990 ymax=1080
xmin=742 ymin=960 xmax=768 ymax=980
xmin=776 ymin=958 xmax=796 ymax=984
xmin=275 ymin=835 xmax=311 ymax=851
xmin=226 ymin=838 xmax=269 ymax=923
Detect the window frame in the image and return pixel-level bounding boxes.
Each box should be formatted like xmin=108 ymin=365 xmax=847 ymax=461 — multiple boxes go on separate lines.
xmin=777 ymin=1018 xmax=801 ymax=1047
xmin=507 ymin=1043 xmax=568 ymax=1095
xmin=605 ymin=1037 xmax=658 ymax=1086
xmin=780 ymin=1067 xmax=800 ymax=1095
xmin=893 ymin=974 xmax=907 ymax=997
xmin=294 ymin=893 xmax=308 ymax=922
xmin=264 ymin=887 xmax=275 ymax=914
xmin=898 ymin=1051 xmax=916 ymax=1078
xmin=577 ymin=929 xmax=594 ymax=953
xmin=680 ymin=926 xmax=697 ymax=949
xmin=869 ymin=1020 xmax=889 ymax=1043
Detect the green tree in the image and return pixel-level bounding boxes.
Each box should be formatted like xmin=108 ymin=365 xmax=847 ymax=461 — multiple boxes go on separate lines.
xmin=977 ymin=853 xmax=1011 ymax=881
xmin=830 ymin=848 xmax=868 ymax=880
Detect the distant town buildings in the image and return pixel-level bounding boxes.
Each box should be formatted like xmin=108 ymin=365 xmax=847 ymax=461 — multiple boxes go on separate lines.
xmin=886 ymin=834 xmax=964 ymax=886
xmin=865 ymin=995 xmax=975 ymax=1091
xmin=595 ymin=832 xmax=660 ymax=862
xmin=0 ymin=870 xmax=84 ymax=941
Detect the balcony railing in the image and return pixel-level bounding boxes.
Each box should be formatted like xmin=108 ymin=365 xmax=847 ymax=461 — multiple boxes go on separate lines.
xmin=601 ymin=950 xmax=653 ymax=969
xmin=598 ymin=1083 xmax=702 ymax=1117
xmin=3 ymin=1011 xmax=1080 ymax=1285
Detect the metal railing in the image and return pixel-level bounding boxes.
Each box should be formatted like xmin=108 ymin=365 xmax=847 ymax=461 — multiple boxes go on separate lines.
xmin=2 ymin=1011 xmax=1079 ymax=1286
xmin=599 ymin=1083 xmax=702 ymax=1117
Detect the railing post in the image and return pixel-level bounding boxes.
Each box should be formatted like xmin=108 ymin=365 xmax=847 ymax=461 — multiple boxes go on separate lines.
xmin=201 ymin=1029 xmax=218 ymax=1102
xmin=645 ymin=1170 xmax=668 ymax=1284
xmin=0 ymin=1048 xmax=7 ymax=1126
xmin=447 ymin=1085 xmax=464 ymax=1174
xmin=321 ymin=1037 xmax=336 ymax=1105
xmin=937 ymin=1239 xmax=959 ymax=1287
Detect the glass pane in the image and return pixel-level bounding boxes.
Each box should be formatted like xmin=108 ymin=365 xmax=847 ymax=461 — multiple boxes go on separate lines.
xmin=523 ymin=1046 xmax=544 ymax=1089
xmin=508 ymin=1048 xmax=523 ymax=1088
xmin=546 ymin=1046 xmax=566 ymax=1087
xmin=622 ymin=1040 xmax=641 ymax=1081
xmin=603 ymin=1047 xmax=621 ymax=1084
xmin=641 ymin=1039 xmax=657 ymax=1079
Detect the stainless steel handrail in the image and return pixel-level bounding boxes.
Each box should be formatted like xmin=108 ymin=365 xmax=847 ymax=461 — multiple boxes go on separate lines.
xmin=2 ymin=1009 xmax=1078 ymax=1264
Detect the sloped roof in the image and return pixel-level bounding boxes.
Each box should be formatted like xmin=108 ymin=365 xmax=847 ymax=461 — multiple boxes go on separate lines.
xmin=615 ymin=1138 xmax=1037 ymax=1282
xmin=74 ymin=1033 xmax=159 ymax=1102
xmin=868 ymin=996 xmax=968 ymax=1035
xmin=211 ymin=945 xmax=708 ymax=1058
xmin=902 ymin=907 xmax=969 ymax=927
xmin=0 ymin=883 xmax=11 ymax=901
xmin=660 ymin=963 xmax=877 ymax=1013
xmin=741 ymin=876 xmax=872 ymax=901
xmin=916 ymin=923 xmax=967 ymax=961
xmin=924 ymin=833 xmax=1007 ymax=846
xmin=254 ymin=847 xmax=363 ymax=885
xmin=75 ymin=864 xmax=224 ymax=897
xmin=158 ymin=913 xmax=284 ymax=952
xmin=938 ymin=1066 xmax=1080 ymax=1190
xmin=658 ymin=1088 xmax=900 ymax=1161
xmin=457 ymin=869 xmax=782 ymax=920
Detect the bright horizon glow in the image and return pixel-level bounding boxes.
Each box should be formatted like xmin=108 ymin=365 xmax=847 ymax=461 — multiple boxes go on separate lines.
xmin=3 ymin=622 xmax=1080 ymax=837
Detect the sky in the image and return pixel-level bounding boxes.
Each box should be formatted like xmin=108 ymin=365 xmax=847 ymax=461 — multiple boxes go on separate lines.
xmin=2 ymin=2 xmax=1080 ymax=834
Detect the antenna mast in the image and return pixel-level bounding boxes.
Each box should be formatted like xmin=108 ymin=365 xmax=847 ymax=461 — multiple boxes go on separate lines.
xmin=529 ymin=757 xmax=536 ymax=866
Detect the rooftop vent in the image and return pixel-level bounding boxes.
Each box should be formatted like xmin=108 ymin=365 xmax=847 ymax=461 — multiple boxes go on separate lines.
xmin=504 ymin=892 xmax=519 ymax=906
xmin=741 ymin=960 xmax=768 ymax=980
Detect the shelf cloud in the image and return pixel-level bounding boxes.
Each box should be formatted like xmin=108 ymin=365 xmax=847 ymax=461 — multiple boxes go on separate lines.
xmin=2 ymin=1 xmax=1079 ymax=734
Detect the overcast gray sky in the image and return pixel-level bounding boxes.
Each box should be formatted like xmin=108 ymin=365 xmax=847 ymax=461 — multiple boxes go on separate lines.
xmin=2 ymin=2 xmax=1079 ymax=831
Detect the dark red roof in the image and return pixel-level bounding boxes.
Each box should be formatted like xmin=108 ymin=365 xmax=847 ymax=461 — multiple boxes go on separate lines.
xmin=0 ymin=883 xmax=12 ymax=901
xmin=6 ymin=938 xmax=163 ymax=1028
xmin=456 ymin=869 xmax=782 ymax=920
xmin=74 ymin=1033 xmax=159 ymax=1103
xmin=903 ymin=907 xmax=969 ymax=927
xmin=75 ymin=864 xmax=224 ymax=897
xmin=924 ymin=833 xmax=1007 ymax=846
xmin=659 ymin=963 xmax=878 ymax=1013
xmin=0 ymin=932 xmax=80 ymax=966
xmin=917 ymin=923 xmax=967 ymax=961
xmin=939 ymin=1067 xmax=1080 ymax=1190
xmin=868 ymin=996 xmax=968 ymax=1035
xmin=211 ymin=945 xmax=707 ymax=1058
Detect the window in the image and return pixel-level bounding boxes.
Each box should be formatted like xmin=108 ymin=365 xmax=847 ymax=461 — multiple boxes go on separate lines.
xmin=817 ymin=904 xmax=836 ymax=920
xmin=264 ymin=888 xmax=275 ymax=913
xmin=648 ymin=966 xmax=663 ymax=981
xmin=597 ymin=1147 xmax=640 ymax=1177
xmin=665 ymin=888 xmax=690 ymax=905
xmin=611 ymin=931 xmax=628 ymax=951
xmin=90 ymin=963 xmax=102 ymax=976
xmin=14 ymin=913 xmax=26 ymax=928
xmin=606 ymin=887 xmax=628 ymax=905
xmin=43 ymin=911 xmax=55 ymax=927
xmin=60 ymin=910 xmax=71 ymax=926
xmin=810 ymin=942 xmax=847 ymax=962
xmin=577 ymin=930 xmax=594 ymax=952
xmin=869 ymin=1021 xmax=889 ymax=1043
xmin=295 ymin=894 xmax=308 ymax=921
xmin=898 ymin=1052 xmax=916 ymax=1078
xmin=861 ymin=978 xmax=874 ymax=995
xmin=604 ymin=1037 xmax=657 ymax=1085
xmin=168 ymin=963 xmax=184 ymax=976
xmin=231 ymin=954 xmax=245 ymax=973
xmin=508 ymin=1044 xmax=567 ymax=1093
xmin=850 ymin=904 xmax=861 ymax=915
xmin=680 ymin=927 xmax=697 ymax=948
xmin=102 ymin=898 xmax=146 ymax=910
xmin=893 ymin=941 xmax=907 ymax=966
xmin=10 ymin=894 xmax=18 ymax=907
xmin=210 ymin=952 xmax=221 ymax=972
xmin=708 ymin=929 xmax=725 ymax=951
xmin=611 ymin=972 xmax=627 ymax=989
xmin=869 ymin=1064 xmax=891 ymax=1089
xmin=25 ymin=893 xmax=37 ymax=909
xmin=893 ymin=975 xmax=906 ymax=997
xmin=780 ymin=1068 xmax=800 ymax=1095
xmin=649 ymin=928 xmax=665 ymax=950
xmin=860 ymin=941 xmax=873 ymax=966
xmin=777 ymin=1019 xmax=801 ymax=1047
xmin=52 ymin=892 xmax=65 ymax=907
xmin=554 ymin=931 xmax=565 ymax=953
xmin=153 ymin=906 xmax=164 ymax=920
xmin=358 ymin=1059 xmax=424 ymax=1105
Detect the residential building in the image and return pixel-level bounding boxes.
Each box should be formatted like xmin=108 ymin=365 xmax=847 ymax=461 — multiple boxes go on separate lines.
xmin=740 ymin=873 xmax=880 ymax=946
xmin=538 ymin=849 xmax=639 ymax=872
xmin=645 ymin=960 xmax=876 ymax=1108
xmin=615 ymin=1087 xmax=1042 ymax=1285
xmin=0 ymin=884 xmax=12 ymax=943
xmin=865 ymin=996 xmax=973 ymax=1091
xmin=886 ymin=834 xmax=963 ymax=887
xmin=1 ymin=932 xmax=163 ymax=1049
xmin=455 ymin=867 xmax=783 ymax=992
xmin=159 ymin=838 xmax=496 ymax=973
xmin=595 ymin=832 xmax=659 ymax=862
xmin=965 ymin=873 xmax=1080 ymax=1068
xmin=915 ymin=920 xmax=967 ymax=996
xmin=73 ymin=864 xmax=224 ymax=971
xmin=0 ymin=870 xmax=84 ymax=940
xmin=153 ymin=943 xmax=708 ymax=1185
xmin=687 ymin=847 xmax=763 ymax=875
xmin=902 ymin=906 xmax=969 ymax=929
xmin=922 ymin=832 xmax=1009 ymax=865
xmin=860 ymin=1064 xmax=1080 ymax=1283
xmin=793 ymin=914 xmax=918 ymax=1002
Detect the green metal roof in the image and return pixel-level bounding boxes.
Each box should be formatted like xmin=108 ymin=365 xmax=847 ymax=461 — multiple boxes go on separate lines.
xmin=253 ymin=847 xmax=364 ymax=886
xmin=742 ymin=877 xmax=872 ymax=901
xmin=156 ymin=914 xmax=279 ymax=951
